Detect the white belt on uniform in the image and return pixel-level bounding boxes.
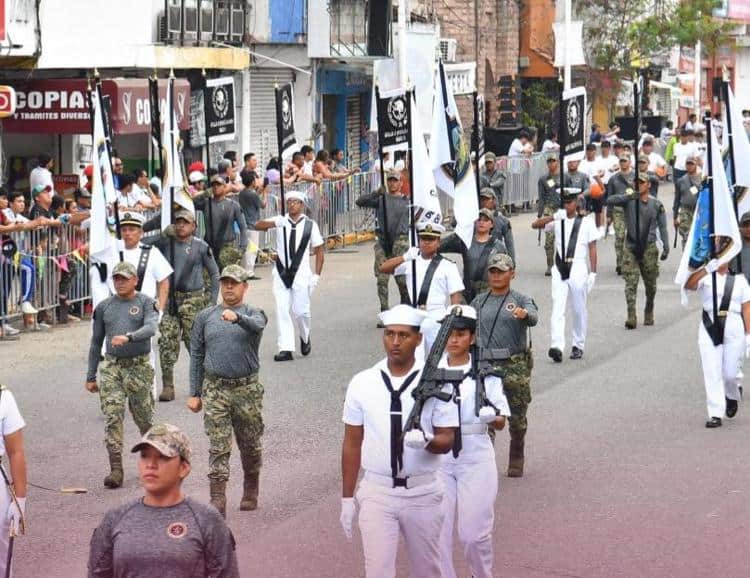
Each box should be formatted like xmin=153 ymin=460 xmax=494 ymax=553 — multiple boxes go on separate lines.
xmin=461 ymin=423 xmax=489 ymax=435
xmin=363 ymin=471 xmax=436 ymax=489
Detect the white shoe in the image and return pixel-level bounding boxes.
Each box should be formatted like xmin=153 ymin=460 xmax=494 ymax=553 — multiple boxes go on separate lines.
xmin=1 ymin=324 xmax=19 ymax=336
xmin=21 ymin=301 xmax=38 ymax=315
xmin=36 ymin=322 xmax=51 ymax=331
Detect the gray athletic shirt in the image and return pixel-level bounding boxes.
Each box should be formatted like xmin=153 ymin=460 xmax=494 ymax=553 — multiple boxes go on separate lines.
xmin=190 ymin=304 xmax=267 ymax=396
xmin=87 ymin=497 xmax=239 ymax=578
xmin=87 ymin=293 xmax=159 ymax=381
xmin=471 ymin=289 xmax=538 ymax=355
xmin=151 ymin=236 xmax=220 ymax=302
xmin=193 ymin=195 xmax=248 ymax=250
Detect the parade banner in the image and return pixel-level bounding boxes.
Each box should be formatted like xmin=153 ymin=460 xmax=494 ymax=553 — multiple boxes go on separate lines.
xmin=275 ymin=82 xmax=297 ymax=160
xmin=561 ymin=86 xmax=586 ymax=162
xmin=149 ymin=77 xmax=162 ymax=172
xmin=204 ymin=77 xmax=236 ymax=143
xmin=161 ymin=77 xmax=194 ymax=231
xmin=376 ymin=88 xmax=410 ymax=150
xmin=89 ymin=87 xmax=118 ymax=265
xmin=724 ymin=84 xmax=750 ymax=217
xmin=430 ymin=60 xmax=478 ymax=248
xmin=408 ymin=89 xmax=442 ymax=230
xmin=675 ymin=129 xmax=741 ymax=304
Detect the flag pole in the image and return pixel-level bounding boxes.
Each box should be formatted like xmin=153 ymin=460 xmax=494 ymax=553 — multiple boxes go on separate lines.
xmin=634 ymin=70 xmax=641 ymax=259
xmin=473 ymin=91 xmax=481 ymax=203
xmin=374 ymin=86 xmax=390 ymax=254
xmin=705 ymin=112 xmax=720 ymax=340
xmin=722 ymin=79 xmax=741 ymax=273
xmin=474 ymin=0 xmax=481 ymax=203
xmin=558 ymin=73 xmax=566 ymax=260
xmin=168 ymin=73 xmax=177 ymax=316
xmin=406 ymin=88 xmax=418 ymax=307
xmin=274 ymin=83 xmax=290 ymax=270
xmin=202 ymin=70 xmax=214 ymax=251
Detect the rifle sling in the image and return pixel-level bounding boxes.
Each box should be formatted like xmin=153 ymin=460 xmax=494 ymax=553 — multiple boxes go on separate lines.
xmin=276 ymin=219 xmax=314 ymax=289
xmin=555 ymin=216 xmax=582 ymax=281
xmin=416 ymin=255 xmax=443 ymax=308
xmin=702 ymin=273 xmax=735 ymax=346
xmin=135 ymin=246 xmax=151 ymax=292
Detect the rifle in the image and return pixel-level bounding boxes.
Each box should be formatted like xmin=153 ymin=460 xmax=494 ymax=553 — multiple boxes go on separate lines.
xmin=402 ymin=309 xmax=465 ymax=437
xmin=471 ymin=345 xmax=510 ymax=417
xmin=673 ymin=222 xmax=678 ymax=249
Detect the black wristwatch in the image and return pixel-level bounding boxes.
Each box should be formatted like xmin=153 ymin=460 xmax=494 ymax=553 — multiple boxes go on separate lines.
xmin=126 ymin=332 xmax=134 ymax=342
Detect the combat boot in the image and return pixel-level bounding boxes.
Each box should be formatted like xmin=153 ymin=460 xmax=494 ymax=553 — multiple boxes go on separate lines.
xmin=625 ymin=307 xmax=637 ymax=329
xmin=240 ymin=471 xmax=259 ymax=511
xmin=210 ymin=480 xmax=227 ymax=517
xmin=507 ymin=439 xmax=525 ymax=478
xmin=159 ymin=371 xmax=175 ymax=402
xmin=644 ymin=299 xmax=655 ymax=326
xmin=104 ymin=452 xmax=123 ymax=489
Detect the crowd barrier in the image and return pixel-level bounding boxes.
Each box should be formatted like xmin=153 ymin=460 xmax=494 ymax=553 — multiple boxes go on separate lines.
xmin=0 ymin=156 xmax=543 ymax=337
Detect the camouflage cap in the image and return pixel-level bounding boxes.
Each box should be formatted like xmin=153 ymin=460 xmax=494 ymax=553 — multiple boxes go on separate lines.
xmin=487 ymin=252 xmax=515 ymax=272
xmin=219 ymin=264 xmax=248 ymax=282
xmin=478 ymin=208 xmax=495 ymax=221
xmin=637 ymin=154 xmax=649 ymax=164
xmin=112 ymin=261 xmax=137 ymax=279
xmin=174 ymin=209 xmax=195 ymax=223
xmin=131 ymin=423 xmax=192 ymax=463
xmin=637 ymin=173 xmax=650 ymax=184
xmin=479 ymin=187 xmax=496 ymax=199
xmin=741 ymin=211 xmax=750 ymax=225
xmin=484 ymin=152 xmax=496 ymax=162
xmin=386 ymin=169 xmax=401 ymax=180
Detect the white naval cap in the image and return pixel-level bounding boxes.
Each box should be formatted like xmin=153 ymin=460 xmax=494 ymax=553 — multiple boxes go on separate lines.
xmin=378 ymin=304 xmax=428 ymax=328
xmin=285 ymin=190 xmax=307 ymax=204
xmin=440 ymin=304 xmax=478 ymax=330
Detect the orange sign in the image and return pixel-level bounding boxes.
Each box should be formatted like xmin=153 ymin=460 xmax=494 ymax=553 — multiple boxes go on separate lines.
xmin=0 ymin=85 xmax=15 ymax=118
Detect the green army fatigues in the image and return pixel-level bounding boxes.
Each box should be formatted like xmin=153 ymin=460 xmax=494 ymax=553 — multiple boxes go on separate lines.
xmin=158 ymin=290 xmax=207 ymax=377
xmin=538 ymin=172 xmax=560 ymax=272
xmin=373 ymin=235 xmax=410 ymax=309
xmin=607 ymin=171 xmax=635 ymax=272
xmin=672 ymin=173 xmax=702 ymax=249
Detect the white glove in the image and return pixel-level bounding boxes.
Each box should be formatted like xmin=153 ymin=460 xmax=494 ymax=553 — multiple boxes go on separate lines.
xmin=404 ymin=429 xmax=434 ymax=449
xmin=8 ymin=497 xmax=25 ymax=536
xmin=402 ymin=247 xmax=420 ymax=262
xmin=586 ymin=272 xmax=597 ymax=294
xmin=309 ymin=274 xmax=320 ymax=296
xmin=745 ymin=334 xmax=750 ymax=358
xmin=553 ymin=209 xmax=567 ymax=221
xmin=705 ymin=259 xmax=720 ymax=274
xmin=478 ymin=406 xmax=497 ymax=424
xmin=272 ymin=215 xmax=288 ymax=228
xmin=340 ymin=497 xmax=356 ymax=542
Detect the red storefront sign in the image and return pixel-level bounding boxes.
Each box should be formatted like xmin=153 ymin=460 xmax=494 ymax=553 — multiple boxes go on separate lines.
xmin=1 ymin=78 xmax=190 ymax=135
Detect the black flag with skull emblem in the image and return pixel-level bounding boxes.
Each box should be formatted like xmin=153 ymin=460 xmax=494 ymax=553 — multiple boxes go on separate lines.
xmin=560 ymin=86 xmax=586 ymax=159
xmin=376 ymin=88 xmax=410 ymax=149
xmin=275 ymin=83 xmax=297 ymax=160
xmin=203 ymin=77 xmax=236 ymax=142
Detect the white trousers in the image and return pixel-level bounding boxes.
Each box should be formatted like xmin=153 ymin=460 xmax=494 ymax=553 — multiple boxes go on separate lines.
xmin=356 ymin=480 xmax=444 ymax=578
xmin=550 ymin=263 xmax=588 ymax=351
xmin=438 ymin=441 xmax=497 ymax=578
xmin=0 ymin=482 xmax=12 ymax=577
xmin=272 ymin=271 xmax=312 ymax=353
xmin=242 ymin=230 xmax=260 ymax=276
xmin=698 ymin=314 xmax=744 ymax=419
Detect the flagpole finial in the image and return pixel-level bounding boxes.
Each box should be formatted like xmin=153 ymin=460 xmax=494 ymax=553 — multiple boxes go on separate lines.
xmin=94 ymin=68 xmax=100 ymax=79
xmin=169 ymin=68 xmax=175 ymax=79
xmin=201 ymin=68 xmax=207 ymax=78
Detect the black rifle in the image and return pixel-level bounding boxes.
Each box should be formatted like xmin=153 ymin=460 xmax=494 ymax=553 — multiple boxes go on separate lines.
xmin=471 ymin=345 xmax=510 ymax=417
xmin=402 ymin=310 xmax=465 ymax=437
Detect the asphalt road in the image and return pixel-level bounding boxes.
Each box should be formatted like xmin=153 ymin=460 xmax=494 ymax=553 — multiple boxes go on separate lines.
xmin=7 ymin=183 xmax=750 ymax=577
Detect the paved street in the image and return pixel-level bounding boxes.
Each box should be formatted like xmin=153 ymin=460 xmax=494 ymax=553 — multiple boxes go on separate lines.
xmin=7 ymin=184 xmax=750 ymax=577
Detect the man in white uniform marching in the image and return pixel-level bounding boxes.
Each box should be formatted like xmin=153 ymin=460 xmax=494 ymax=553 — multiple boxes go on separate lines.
xmin=436 ymin=305 xmax=509 ymax=578
xmin=340 ymin=304 xmax=458 ymax=578
xmin=380 ymin=222 xmax=464 ymax=354
xmin=532 ymin=189 xmax=598 ymax=362
xmin=685 ymin=260 xmax=750 ymax=428
xmin=255 ymin=191 xmax=325 ymax=362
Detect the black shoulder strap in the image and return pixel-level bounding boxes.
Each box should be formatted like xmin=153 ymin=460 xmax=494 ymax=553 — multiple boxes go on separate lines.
xmin=275 ymin=219 xmax=314 ymax=289
xmin=474 ymin=242 xmax=496 ymax=282
xmin=702 ymin=273 xmax=736 ymax=346
xmin=554 ymin=216 xmax=582 ymax=281
xmin=135 ymin=246 xmax=152 ymax=292
xmin=417 ymin=255 xmax=444 ymax=307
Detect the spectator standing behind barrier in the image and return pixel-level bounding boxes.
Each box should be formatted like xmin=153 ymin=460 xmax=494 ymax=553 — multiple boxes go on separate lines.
xmin=87 ymin=423 xmax=240 ymax=577
xmin=238 ymin=173 xmax=267 ymax=280
xmin=239 ymin=152 xmax=261 ymax=187
xmin=111 ymin=157 xmax=124 ymax=190
xmin=116 ymin=174 xmax=152 ymax=212
xmin=313 ymin=150 xmax=350 ymax=181
xmin=331 ymin=148 xmax=354 ymax=174
xmin=28 ymin=153 xmax=54 ymax=204
xmin=508 ymin=130 xmax=534 ymax=157
xmin=134 ymin=169 xmax=160 ymax=209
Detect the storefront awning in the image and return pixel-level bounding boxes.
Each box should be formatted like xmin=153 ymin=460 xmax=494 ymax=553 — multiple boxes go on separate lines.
xmin=1 ymin=78 xmax=190 ymax=135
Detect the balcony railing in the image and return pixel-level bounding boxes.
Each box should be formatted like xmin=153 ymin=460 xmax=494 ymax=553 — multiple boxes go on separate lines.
xmin=158 ymin=0 xmax=246 ymax=46
xmin=444 ymin=62 xmax=477 ymax=96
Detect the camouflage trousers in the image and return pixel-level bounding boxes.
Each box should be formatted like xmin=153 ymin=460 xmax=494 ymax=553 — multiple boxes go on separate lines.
xmin=495 ymin=352 xmax=532 ymax=441
xmin=622 ymin=243 xmax=659 ymax=311
xmin=203 ymin=374 xmax=264 ymax=482
xmin=543 ymin=205 xmax=555 ymax=270
xmin=374 ymin=235 xmax=410 ymax=310
xmin=612 ymin=206 xmax=625 ymax=270
xmin=218 ymin=243 xmax=243 ymax=270
xmin=99 ymin=354 xmax=154 ymax=456
xmin=158 ymin=290 xmax=208 ymax=376
xmin=678 ymin=208 xmax=693 ymax=249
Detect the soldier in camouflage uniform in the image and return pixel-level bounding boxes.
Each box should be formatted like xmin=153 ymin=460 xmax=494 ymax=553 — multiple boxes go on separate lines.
xmin=471 ymin=253 xmax=538 ymax=477
xmin=537 ymin=156 xmax=560 ymax=275
xmin=356 ymin=170 xmax=410 ymax=321
xmin=189 ymin=264 xmax=267 ymax=517
xmin=85 ymin=261 xmax=159 ymax=489
xmin=672 ymin=156 xmax=701 ymax=249
xmin=148 ymin=210 xmax=220 ymax=402
xmin=193 ymin=176 xmax=247 ymax=269
xmin=606 ymin=155 xmax=635 ymax=275
xmin=607 ymin=174 xmax=669 ymax=329
xmin=479 ymin=188 xmax=516 ymax=264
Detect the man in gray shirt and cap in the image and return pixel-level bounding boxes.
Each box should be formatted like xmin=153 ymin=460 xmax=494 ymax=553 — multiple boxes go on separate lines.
xmin=480 ymin=152 xmax=506 ymax=205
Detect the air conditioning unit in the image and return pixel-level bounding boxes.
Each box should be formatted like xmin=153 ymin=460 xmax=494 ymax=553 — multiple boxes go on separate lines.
xmin=439 ymin=38 xmax=457 ymax=63
xmin=167 ymin=0 xmax=182 ymax=36
xmin=200 ymin=1 xmax=214 ymax=44
xmin=157 ymin=13 xmax=168 ymax=43
xmin=230 ymin=4 xmax=245 ymax=43
xmin=184 ymin=0 xmax=198 ymax=42
xmin=215 ymin=1 xmax=230 ymax=40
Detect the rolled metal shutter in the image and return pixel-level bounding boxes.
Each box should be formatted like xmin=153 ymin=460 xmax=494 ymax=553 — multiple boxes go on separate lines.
xmin=249 ymin=68 xmax=294 ymax=169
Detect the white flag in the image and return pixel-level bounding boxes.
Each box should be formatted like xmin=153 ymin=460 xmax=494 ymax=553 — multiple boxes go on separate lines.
xmin=408 ymin=89 xmax=443 ymax=237
xmin=90 ymin=89 xmax=119 ymax=265
xmin=161 ymin=77 xmax=194 ymax=230
xmin=726 ymin=85 xmax=750 ymax=217
xmin=430 ymin=61 xmax=479 ymax=248
xmin=552 ymin=21 xmax=586 ymax=67
xmin=675 ymin=129 xmax=741 ymax=304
